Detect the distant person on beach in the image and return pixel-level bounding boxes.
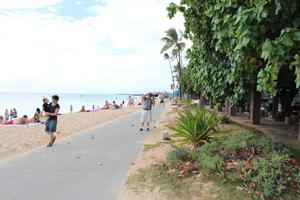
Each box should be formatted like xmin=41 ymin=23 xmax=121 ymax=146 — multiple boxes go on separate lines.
xmin=44 ymin=95 xmax=60 ymax=147
xmin=70 ymin=105 xmax=73 ymax=113
xmin=4 ymin=109 xmax=9 ymax=122
xmin=80 ymin=106 xmax=86 ymax=112
xmin=0 ymin=115 xmax=14 ymax=125
xmin=160 ymin=95 xmax=165 ymax=106
xmin=101 ymin=100 xmax=110 ymax=110
xmin=140 ymin=93 xmax=155 ymax=131
xmin=31 ymin=113 xmax=41 ymax=123
xmin=12 ymin=108 xmax=18 ymax=118
xmin=111 ymin=101 xmax=120 ymax=110
xmin=9 ymin=109 xmax=14 ymax=120
xmin=36 ymin=108 xmax=42 ymax=117
xmin=16 ymin=115 xmax=30 ymax=125
xmin=128 ymin=96 xmax=134 ymax=106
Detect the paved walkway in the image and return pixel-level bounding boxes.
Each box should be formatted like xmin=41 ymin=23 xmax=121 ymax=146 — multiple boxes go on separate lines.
xmin=0 ymin=104 xmax=166 ymax=200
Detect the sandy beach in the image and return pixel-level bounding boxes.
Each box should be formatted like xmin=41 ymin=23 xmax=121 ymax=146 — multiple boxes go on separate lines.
xmin=0 ymin=105 xmax=141 ymax=163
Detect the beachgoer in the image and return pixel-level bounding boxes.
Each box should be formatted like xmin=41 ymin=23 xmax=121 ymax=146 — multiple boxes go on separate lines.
xmin=70 ymin=105 xmax=73 ymax=113
xmin=160 ymin=95 xmax=165 ymax=106
xmin=111 ymin=101 xmax=120 ymax=110
xmin=80 ymin=106 xmax=86 ymax=112
xmin=140 ymin=93 xmax=155 ymax=131
xmin=128 ymin=96 xmax=134 ymax=106
xmin=0 ymin=115 xmax=14 ymax=125
xmin=36 ymin=108 xmax=42 ymax=117
xmin=4 ymin=109 xmax=9 ymax=122
xmin=101 ymin=100 xmax=110 ymax=110
xmin=45 ymin=95 xmax=60 ymax=147
xmin=92 ymin=105 xmax=95 ymax=109
xmin=9 ymin=109 xmax=14 ymax=120
xmin=12 ymin=108 xmax=18 ymax=118
xmin=31 ymin=113 xmax=41 ymax=123
xmin=16 ymin=115 xmax=29 ymax=125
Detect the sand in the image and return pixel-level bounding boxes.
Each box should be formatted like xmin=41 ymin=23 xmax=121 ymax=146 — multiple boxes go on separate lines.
xmin=0 ymin=105 xmax=141 ymax=163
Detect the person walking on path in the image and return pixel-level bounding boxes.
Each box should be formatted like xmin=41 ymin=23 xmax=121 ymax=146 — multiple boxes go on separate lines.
xmin=140 ymin=93 xmax=155 ymax=131
xmin=45 ymin=95 xmax=60 ymax=147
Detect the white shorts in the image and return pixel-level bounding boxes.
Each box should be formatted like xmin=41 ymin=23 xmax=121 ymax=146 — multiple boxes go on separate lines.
xmin=141 ymin=110 xmax=152 ymax=123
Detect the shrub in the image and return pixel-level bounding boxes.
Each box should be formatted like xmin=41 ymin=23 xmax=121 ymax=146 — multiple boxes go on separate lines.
xmin=194 ymin=132 xmax=300 ymax=199
xmin=167 ymin=109 xmax=231 ymax=147
xmin=166 ymin=146 xmax=193 ymax=169
xmin=244 ymin=153 xmax=291 ymax=198
xmin=219 ymin=114 xmax=231 ymax=124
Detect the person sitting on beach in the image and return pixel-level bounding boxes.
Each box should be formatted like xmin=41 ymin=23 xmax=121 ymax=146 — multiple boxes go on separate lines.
xmin=31 ymin=113 xmax=41 ymax=123
xmin=0 ymin=115 xmax=14 ymax=125
xmin=128 ymin=96 xmax=134 ymax=106
xmin=111 ymin=101 xmax=120 ymax=110
xmin=36 ymin=108 xmax=42 ymax=118
xmin=101 ymin=100 xmax=110 ymax=110
xmin=80 ymin=106 xmax=86 ymax=112
xmin=16 ymin=115 xmax=30 ymax=125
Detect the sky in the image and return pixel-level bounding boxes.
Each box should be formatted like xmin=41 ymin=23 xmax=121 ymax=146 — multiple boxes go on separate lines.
xmin=0 ymin=0 xmax=186 ymax=94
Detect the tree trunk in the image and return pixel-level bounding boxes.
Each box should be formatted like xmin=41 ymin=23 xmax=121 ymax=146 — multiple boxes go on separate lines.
xmin=229 ymin=105 xmax=236 ymax=116
xmin=217 ymin=105 xmax=222 ymax=112
xmin=250 ymin=89 xmax=262 ymax=124
xmin=199 ymin=95 xmax=205 ymax=108
xmin=271 ymin=96 xmax=279 ymax=118
xmin=210 ymin=99 xmax=215 ymax=109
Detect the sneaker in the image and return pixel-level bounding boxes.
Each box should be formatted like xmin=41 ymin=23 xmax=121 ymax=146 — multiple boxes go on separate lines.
xmin=139 ymin=128 xmax=143 ymax=131
xmin=146 ymin=128 xmax=150 ymax=131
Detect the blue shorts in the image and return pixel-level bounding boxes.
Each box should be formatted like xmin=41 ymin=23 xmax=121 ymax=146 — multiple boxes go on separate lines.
xmin=45 ymin=120 xmax=57 ymax=133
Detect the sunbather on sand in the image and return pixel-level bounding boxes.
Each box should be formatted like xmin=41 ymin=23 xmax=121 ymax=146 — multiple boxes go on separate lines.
xmin=16 ymin=115 xmax=30 ymax=125
xmin=111 ymin=101 xmax=120 ymax=110
xmin=101 ymin=100 xmax=110 ymax=110
xmin=80 ymin=106 xmax=86 ymax=112
xmin=0 ymin=115 xmax=14 ymax=125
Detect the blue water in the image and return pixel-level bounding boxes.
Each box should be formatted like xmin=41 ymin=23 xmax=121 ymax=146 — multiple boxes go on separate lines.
xmin=0 ymin=93 xmax=138 ymax=118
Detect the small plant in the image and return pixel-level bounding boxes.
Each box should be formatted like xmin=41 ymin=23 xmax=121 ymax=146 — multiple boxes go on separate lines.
xmin=167 ymin=109 xmax=231 ymax=147
xmin=166 ymin=146 xmax=193 ymax=169
xmin=219 ymin=114 xmax=231 ymax=124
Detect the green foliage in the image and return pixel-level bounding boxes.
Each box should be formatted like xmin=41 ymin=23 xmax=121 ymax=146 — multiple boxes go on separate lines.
xmin=244 ymin=153 xmax=291 ymax=198
xmin=166 ymin=146 xmax=193 ymax=169
xmin=167 ymin=0 xmax=300 ymax=103
xmin=219 ymin=114 xmax=231 ymax=124
xmin=167 ymin=109 xmax=231 ymax=146
xmin=194 ymin=132 xmax=300 ymax=199
xmin=296 ymin=172 xmax=300 ymax=189
xmin=198 ymin=154 xmax=225 ymax=172
xmin=126 ymin=164 xmax=196 ymax=199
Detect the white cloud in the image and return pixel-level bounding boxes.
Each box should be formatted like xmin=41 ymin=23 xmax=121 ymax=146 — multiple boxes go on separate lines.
xmin=0 ymin=0 xmax=186 ymax=93
xmin=0 ymin=0 xmax=63 ymax=10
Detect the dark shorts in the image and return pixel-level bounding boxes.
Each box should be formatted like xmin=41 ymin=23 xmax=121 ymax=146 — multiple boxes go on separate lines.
xmin=45 ymin=120 xmax=57 ymax=133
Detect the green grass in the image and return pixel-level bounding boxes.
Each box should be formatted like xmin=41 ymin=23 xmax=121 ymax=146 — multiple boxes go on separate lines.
xmin=126 ymin=164 xmax=200 ymax=199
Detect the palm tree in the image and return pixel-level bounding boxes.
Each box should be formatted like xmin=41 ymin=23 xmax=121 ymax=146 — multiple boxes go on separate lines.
xmin=161 ymin=28 xmax=185 ymax=98
xmin=164 ymin=53 xmax=175 ymax=99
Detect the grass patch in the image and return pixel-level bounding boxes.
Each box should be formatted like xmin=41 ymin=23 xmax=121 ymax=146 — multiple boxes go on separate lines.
xmin=143 ymin=143 xmax=161 ymax=152
xmin=126 ymin=164 xmax=199 ymax=199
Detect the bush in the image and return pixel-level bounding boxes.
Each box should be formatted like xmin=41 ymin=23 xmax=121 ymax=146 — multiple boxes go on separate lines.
xmin=167 ymin=109 xmax=231 ymax=147
xmin=166 ymin=146 xmax=193 ymax=169
xmin=244 ymin=153 xmax=291 ymax=198
xmin=219 ymin=114 xmax=231 ymax=124
xmin=194 ymin=132 xmax=300 ymax=199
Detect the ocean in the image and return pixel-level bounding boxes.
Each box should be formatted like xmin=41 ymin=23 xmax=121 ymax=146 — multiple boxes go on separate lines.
xmin=0 ymin=93 xmax=139 ymax=118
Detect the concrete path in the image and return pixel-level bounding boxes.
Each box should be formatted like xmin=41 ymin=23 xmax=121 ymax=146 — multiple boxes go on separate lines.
xmin=0 ymin=104 xmax=166 ymax=200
